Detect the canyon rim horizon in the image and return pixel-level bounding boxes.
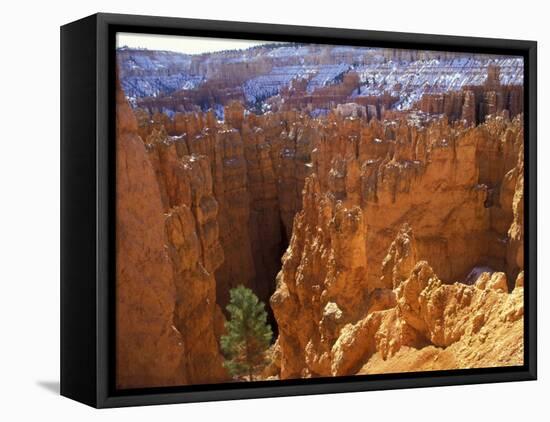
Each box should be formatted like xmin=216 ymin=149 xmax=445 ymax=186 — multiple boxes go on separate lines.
xmin=114 ymin=33 xmax=525 ymax=389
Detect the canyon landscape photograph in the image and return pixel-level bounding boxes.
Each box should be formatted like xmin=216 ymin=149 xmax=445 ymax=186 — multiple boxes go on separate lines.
xmin=115 ymin=34 xmax=525 ymax=389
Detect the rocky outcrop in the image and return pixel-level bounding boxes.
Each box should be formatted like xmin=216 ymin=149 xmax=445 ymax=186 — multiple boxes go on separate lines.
xmin=273 ymin=219 xmax=524 ymax=378
xmin=212 ymin=126 xmax=257 ymax=306
xmin=242 ymin=122 xmax=283 ymax=304
xmin=134 ymin=103 xmax=315 ymax=311
xmin=270 ymin=113 xmax=524 ymax=379
xmin=416 ymin=72 xmax=524 ymax=125
xmin=119 ymin=45 xmax=523 ymax=119
xmin=163 ymin=155 xmax=227 ymax=384
xmin=506 ymin=143 xmax=525 ymax=282
xmin=117 ymin=49 xmax=525 ymax=383
xmin=116 ymin=80 xmax=186 ymax=388
xmin=116 ymin=79 xmax=228 ymax=388
xmin=357 ymin=262 xmax=523 ymax=375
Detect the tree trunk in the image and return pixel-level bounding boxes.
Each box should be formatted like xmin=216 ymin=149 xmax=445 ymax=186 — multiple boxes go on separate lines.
xmin=245 ymin=336 xmax=253 ymax=381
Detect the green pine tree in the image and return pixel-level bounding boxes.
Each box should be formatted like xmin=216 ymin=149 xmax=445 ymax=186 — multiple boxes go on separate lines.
xmin=220 ymin=285 xmax=273 ymax=381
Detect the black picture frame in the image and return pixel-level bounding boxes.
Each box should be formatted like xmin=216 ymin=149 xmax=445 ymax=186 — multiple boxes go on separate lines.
xmin=61 ymin=12 xmax=537 ymax=408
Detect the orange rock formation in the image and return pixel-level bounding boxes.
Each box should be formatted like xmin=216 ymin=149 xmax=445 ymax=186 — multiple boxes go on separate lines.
xmin=116 ymin=80 xmax=186 ymax=388
xmin=116 ymin=81 xmax=228 ymax=388
xmin=117 ymin=66 xmax=524 ymax=384
xmin=270 ymin=114 xmax=524 ymax=378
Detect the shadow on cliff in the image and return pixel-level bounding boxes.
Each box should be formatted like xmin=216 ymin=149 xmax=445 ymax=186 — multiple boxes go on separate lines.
xmin=267 ymin=217 xmax=291 ymax=339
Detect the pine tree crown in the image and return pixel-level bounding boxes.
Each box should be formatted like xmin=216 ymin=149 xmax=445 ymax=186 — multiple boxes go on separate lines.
xmin=220 ymin=285 xmax=273 ymax=380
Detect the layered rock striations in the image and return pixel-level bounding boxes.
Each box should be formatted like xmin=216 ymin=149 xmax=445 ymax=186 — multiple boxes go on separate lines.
xmin=161 ymin=155 xmax=227 ymax=384
xmin=119 ymin=44 xmax=523 ymax=118
xmin=129 ymin=96 xmax=524 ymax=378
xmin=116 ymin=79 xmax=186 ymax=388
xmin=117 ymin=47 xmax=525 ymax=383
xmin=134 ymin=103 xmax=318 ymax=310
xmin=270 ymin=114 xmax=524 ymax=378
xmin=416 ymin=64 xmax=524 ymax=125
xmin=116 ymin=80 xmax=228 ymax=388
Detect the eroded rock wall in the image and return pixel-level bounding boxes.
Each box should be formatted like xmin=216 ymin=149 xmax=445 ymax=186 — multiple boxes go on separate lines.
xmin=116 ymin=82 xmax=186 ymax=388
xmin=121 ymin=78 xmax=524 ymax=382
xmin=270 ymin=114 xmax=524 ymax=378
xmin=116 ymin=81 xmax=228 ymax=388
xmin=135 ymin=103 xmax=315 ymax=309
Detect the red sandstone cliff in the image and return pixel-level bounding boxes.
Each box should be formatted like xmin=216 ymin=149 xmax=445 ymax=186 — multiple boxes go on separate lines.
xmin=270 ymin=114 xmax=524 ymax=378
xmin=118 ymin=67 xmax=524 ymax=383
xmin=116 ymin=81 xmax=228 ymax=388
xmin=116 ymin=81 xmax=185 ymax=388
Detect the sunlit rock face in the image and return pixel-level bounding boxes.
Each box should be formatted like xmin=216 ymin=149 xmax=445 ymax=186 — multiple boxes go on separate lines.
xmin=116 ymin=42 xmax=525 ymax=385
xmin=137 ymin=102 xmax=314 ymax=310
xmin=116 ymin=78 xmax=228 ymax=389
xmin=123 ymin=106 xmax=524 ymax=382
xmin=270 ymin=114 xmax=524 ymax=378
xmin=116 ymin=79 xmax=186 ymax=388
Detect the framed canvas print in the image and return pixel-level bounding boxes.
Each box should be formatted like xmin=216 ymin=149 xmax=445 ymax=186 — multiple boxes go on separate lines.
xmin=60 ymin=13 xmax=537 ymax=408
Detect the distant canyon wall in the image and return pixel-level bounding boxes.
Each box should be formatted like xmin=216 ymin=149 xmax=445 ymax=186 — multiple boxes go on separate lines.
xmin=118 ymin=45 xmax=523 ymax=120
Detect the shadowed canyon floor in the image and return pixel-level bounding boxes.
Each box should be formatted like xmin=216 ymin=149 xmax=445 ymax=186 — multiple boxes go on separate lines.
xmin=115 ymin=44 xmax=524 ymax=388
